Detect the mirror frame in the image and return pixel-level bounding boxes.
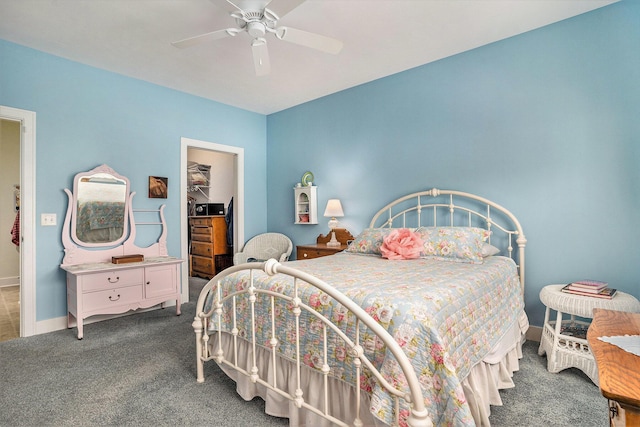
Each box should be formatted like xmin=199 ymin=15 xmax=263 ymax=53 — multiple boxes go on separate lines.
xmin=70 ymin=164 xmax=130 ymax=248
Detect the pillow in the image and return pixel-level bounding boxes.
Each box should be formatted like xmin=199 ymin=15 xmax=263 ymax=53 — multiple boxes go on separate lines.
xmin=417 ymin=227 xmax=490 ymax=264
xmin=481 ymin=243 xmax=500 ymax=257
xmin=380 ymin=229 xmax=424 ymax=260
xmin=345 ymin=228 xmax=395 ymax=255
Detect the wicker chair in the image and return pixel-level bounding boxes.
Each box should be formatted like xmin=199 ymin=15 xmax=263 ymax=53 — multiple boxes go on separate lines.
xmin=233 ymin=233 xmax=293 ymax=265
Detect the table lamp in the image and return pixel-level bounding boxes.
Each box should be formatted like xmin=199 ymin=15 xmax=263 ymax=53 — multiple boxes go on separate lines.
xmin=323 ymin=199 xmax=344 ymax=247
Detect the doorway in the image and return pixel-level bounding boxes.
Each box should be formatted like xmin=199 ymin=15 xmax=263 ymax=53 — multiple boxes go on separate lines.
xmin=0 ymin=106 xmax=36 ymax=338
xmin=180 ymin=137 xmax=244 ymax=303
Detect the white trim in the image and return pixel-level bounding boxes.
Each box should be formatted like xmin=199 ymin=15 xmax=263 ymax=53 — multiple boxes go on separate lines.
xmin=0 ymin=106 xmax=36 ymax=337
xmin=526 ymin=325 xmax=542 ymax=342
xmin=35 ymin=316 xmax=67 ymax=335
xmin=180 ymin=137 xmax=244 ymax=302
xmin=0 ymin=277 xmax=20 ymax=287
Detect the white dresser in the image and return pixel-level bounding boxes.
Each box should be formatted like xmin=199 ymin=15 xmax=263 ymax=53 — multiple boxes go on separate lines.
xmin=60 ymin=164 xmax=185 ymax=339
xmin=62 ymin=257 xmax=182 ymax=339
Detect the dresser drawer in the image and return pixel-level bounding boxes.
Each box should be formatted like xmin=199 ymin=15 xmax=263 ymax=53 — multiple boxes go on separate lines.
xmin=192 ymin=226 xmax=213 ymax=242
xmin=83 ymin=285 xmax=143 ymax=311
xmin=191 ymin=255 xmax=214 ymax=275
xmin=298 ymin=248 xmax=323 ymax=260
xmin=192 ymin=240 xmax=213 ymax=257
xmin=82 ymin=269 xmax=143 ymax=292
xmin=297 ymin=246 xmax=343 ymax=260
xmin=190 ymin=217 xmax=214 ymax=227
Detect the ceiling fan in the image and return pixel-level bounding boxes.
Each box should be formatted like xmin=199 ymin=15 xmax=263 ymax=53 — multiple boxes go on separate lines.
xmin=171 ymin=0 xmax=343 ymax=76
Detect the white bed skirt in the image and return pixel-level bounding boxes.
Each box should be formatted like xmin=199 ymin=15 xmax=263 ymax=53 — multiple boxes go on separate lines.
xmin=210 ymin=310 xmax=529 ymax=427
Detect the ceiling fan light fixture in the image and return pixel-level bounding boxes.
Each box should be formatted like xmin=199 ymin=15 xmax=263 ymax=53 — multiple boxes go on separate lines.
xmin=247 ymin=21 xmax=266 ymax=38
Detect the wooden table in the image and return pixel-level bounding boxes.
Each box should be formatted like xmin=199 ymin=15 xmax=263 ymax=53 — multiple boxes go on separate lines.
xmin=587 ymin=309 xmax=640 ymax=426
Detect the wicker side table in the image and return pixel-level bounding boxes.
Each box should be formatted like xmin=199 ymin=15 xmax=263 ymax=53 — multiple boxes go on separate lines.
xmin=537 ymin=284 xmax=640 ymax=386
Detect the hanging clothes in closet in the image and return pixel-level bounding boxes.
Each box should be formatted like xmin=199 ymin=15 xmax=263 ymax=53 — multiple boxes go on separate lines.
xmin=10 ymin=185 xmax=20 ymax=246
xmin=11 ymin=212 xmax=19 ymax=246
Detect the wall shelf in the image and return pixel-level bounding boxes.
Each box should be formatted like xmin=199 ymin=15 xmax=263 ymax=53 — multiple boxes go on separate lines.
xmin=294 ymin=186 xmax=317 ymax=224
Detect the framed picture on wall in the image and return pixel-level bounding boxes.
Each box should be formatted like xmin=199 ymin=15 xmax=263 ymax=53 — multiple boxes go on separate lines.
xmin=149 ymin=176 xmax=168 ymax=199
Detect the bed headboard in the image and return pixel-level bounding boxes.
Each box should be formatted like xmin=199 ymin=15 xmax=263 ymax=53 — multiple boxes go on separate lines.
xmin=369 ymin=188 xmax=527 ymax=293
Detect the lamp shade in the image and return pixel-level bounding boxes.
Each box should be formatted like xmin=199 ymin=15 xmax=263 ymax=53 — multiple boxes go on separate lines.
xmin=323 ymin=199 xmax=344 ymax=218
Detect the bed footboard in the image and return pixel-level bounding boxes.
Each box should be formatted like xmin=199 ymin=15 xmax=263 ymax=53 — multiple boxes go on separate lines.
xmin=194 ymin=259 xmax=431 ymax=427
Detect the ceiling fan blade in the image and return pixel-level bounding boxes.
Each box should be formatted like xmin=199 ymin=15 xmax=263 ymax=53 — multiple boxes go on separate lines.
xmin=209 ymin=0 xmax=243 ymax=14
xmin=264 ymin=0 xmax=306 ymax=19
xmin=276 ymin=27 xmax=343 ymax=55
xmin=171 ymin=28 xmax=238 ymax=49
xmin=251 ymin=38 xmax=271 ymax=76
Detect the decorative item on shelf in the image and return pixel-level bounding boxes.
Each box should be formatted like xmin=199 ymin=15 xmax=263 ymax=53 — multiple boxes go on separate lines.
xmin=301 ymin=171 xmax=314 ymax=187
xmin=324 ymin=199 xmax=344 ymax=247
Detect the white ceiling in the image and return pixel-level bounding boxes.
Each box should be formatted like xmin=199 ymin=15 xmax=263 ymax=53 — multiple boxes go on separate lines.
xmin=0 ymin=0 xmax=618 ymax=115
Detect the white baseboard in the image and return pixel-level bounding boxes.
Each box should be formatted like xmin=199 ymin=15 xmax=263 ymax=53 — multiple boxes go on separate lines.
xmin=0 ymin=276 xmax=19 ymax=287
xmin=36 ymin=316 xmax=68 ymax=335
xmin=526 ymin=325 xmax=542 ymax=342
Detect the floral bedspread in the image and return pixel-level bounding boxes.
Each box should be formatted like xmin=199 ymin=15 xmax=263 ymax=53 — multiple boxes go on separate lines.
xmin=210 ymin=252 xmax=523 ymax=426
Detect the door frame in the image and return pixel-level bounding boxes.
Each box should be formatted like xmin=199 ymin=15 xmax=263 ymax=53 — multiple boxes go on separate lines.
xmin=180 ymin=137 xmax=244 ymax=302
xmin=0 ymin=106 xmax=36 ymax=337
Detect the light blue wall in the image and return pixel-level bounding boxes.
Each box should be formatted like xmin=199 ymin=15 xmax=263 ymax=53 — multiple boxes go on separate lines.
xmin=266 ymin=1 xmax=640 ymax=328
xmin=2 ymin=1 xmax=637 ymax=330
xmin=0 ymin=40 xmax=267 ymax=322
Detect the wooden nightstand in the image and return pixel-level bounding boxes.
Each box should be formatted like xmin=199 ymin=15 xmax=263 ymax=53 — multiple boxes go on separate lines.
xmin=296 ymin=228 xmax=354 ymax=260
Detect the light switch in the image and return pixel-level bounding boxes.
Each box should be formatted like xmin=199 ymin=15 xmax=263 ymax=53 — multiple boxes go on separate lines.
xmin=41 ymin=213 xmax=57 ymax=226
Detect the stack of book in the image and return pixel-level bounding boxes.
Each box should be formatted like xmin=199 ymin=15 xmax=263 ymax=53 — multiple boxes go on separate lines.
xmin=561 ymin=280 xmax=617 ymax=299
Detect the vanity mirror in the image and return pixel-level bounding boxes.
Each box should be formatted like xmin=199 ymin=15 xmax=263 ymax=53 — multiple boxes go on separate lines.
xmin=61 ymin=164 xmax=174 ymax=265
xmin=71 ymin=165 xmax=129 ymax=246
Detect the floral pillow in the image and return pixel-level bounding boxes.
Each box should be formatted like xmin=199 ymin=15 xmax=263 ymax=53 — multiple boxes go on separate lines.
xmin=417 ymin=227 xmax=490 ymax=264
xmin=345 ymin=228 xmax=395 ymax=255
xmin=380 ymin=228 xmax=424 ymax=260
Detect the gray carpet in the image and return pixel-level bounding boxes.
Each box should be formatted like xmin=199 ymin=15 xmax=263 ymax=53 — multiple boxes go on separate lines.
xmin=0 ymin=278 xmax=608 ymax=426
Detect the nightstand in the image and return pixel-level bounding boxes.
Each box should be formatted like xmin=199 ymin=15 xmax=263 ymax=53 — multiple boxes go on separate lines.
xmin=296 ymin=228 xmax=355 ymax=260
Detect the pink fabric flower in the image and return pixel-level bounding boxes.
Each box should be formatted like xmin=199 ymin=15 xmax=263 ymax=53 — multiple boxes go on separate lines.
xmin=380 ymin=228 xmax=423 ymax=260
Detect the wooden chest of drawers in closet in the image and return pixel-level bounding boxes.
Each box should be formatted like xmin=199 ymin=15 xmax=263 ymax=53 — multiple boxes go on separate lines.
xmin=190 ymin=216 xmax=228 ymax=279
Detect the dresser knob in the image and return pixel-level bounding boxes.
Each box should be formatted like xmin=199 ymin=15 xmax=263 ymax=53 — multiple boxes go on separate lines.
xmin=108 ymin=276 xmax=120 ymax=283
xmin=303 ymin=253 xmax=308 ymax=258
xmin=109 ymin=294 xmax=121 ymax=301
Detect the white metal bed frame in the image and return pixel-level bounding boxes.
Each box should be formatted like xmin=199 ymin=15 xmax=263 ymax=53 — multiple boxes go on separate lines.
xmin=369 ymin=188 xmax=526 ymax=292
xmin=193 ymin=188 xmax=526 ymax=426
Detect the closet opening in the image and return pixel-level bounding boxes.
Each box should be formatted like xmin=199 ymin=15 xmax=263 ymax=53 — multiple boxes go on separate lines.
xmin=180 ymin=137 xmax=244 ymax=304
